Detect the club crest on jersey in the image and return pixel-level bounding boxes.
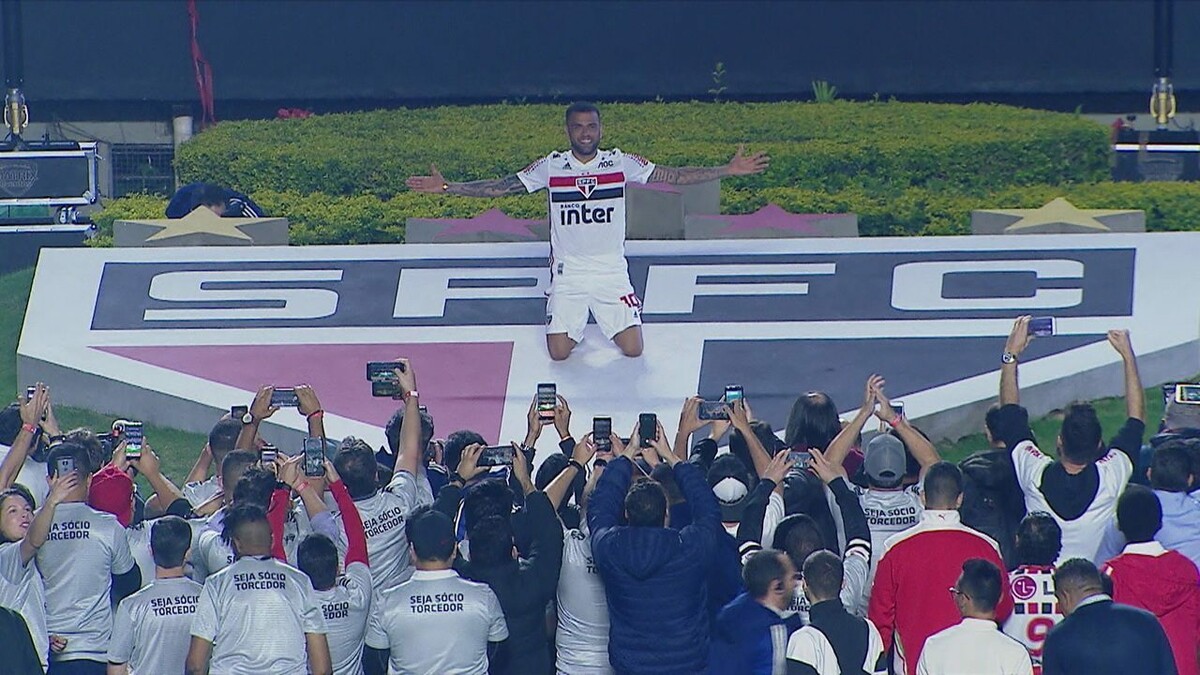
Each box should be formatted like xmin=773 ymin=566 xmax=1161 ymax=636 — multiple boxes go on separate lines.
xmin=575 ymin=176 xmax=598 ymax=198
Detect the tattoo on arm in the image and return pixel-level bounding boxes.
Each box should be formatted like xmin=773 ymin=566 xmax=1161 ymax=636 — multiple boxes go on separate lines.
xmin=446 ymin=174 xmax=527 ymax=197
xmin=648 ymin=165 xmax=728 ymax=185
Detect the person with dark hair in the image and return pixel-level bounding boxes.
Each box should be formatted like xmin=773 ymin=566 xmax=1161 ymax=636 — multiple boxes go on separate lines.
xmin=37 ymin=442 xmax=140 ymax=675
xmin=785 ymin=391 xmax=843 ymax=455
xmin=407 ymin=102 xmax=768 ymax=361
xmin=296 ymin=459 xmax=372 ymax=675
xmin=107 ymin=516 xmax=202 ymax=675
xmin=191 ymin=462 xmax=276 ymax=581
xmin=1042 ymin=558 xmax=1176 ymax=675
xmin=332 ymin=359 xmax=430 ymax=594
xmin=0 ymin=384 xmax=60 ymax=508
xmin=1002 ymin=512 xmax=1064 ymax=671
xmin=918 ymin=558 xmax=1033 ymax=674
xmin=381 ymin=402 xmax=437 ymax=500
xmin=179 ymin=417 xmax=242 ymax=510
xmin=364 ymin=506 xmax=508 ymax=675
xmin=957 ymin=400 xmax=1028 ymax=568
xmin=187 ymin=504 xmax=331 ymax=675
xmin=454 ymin=441 xmax=563 ymax=675
xmin=1101 ymin=485 xmax=1200 ymax=675
xmin=709 ymin=549 xmax=803 ymax=674
xmin=1003 ymin=319 xmax=1144 ymax=563
xmin=869 ymin=462 xmax=1012 ymax=675
xmin=165 ymin=182 xmax=264 ymax=218
xmin=0 ymin=463 xmax=75 ymax=671
xmin=588 ymin=417 xmax=723 ymax=675
xmin=785 ymin=550 xmax=887 ymax=675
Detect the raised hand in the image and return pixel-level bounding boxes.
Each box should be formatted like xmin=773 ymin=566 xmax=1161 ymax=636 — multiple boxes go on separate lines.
xmin=871 ymin=376 xmax=898 ymax=422
xmin=726 ymin=144 xmax=770 ymax=176
xmin=457 ymin=443 xmax=486 ymax=482
xmin=249 ymin=385 xmax=278 ymax=423
xmin=761 ymin=448 xmax=795 ymax=485
xmin=650 ymin=421 xmax=679 ymax=466
xmin=862 ymin=374 xmax=884 ymax=413
xmin=1006 ymin=315 xmax=1033 ymax=358
xmin=729 ymin=399 xmax=752 ymax=432
xmin=323 ymin=459 xmax=341 ymax=484
xmin=394 ymin=358 xmax=417 ymax=397
xmin=511 ymin=442 xmax=534 ymax=494
xmin=677 ymin=397 xmax=706 ymax=437
xmin=295 ymin=385 xmax=322 ymax=417
xmin=1107 ymin=329 xmax=1135 ymax=360
xmin=572 ymin=433 xmax=597 ymax=466
xmin=46 ymin=471 xmax=79 ymax=506
xmin=19 ymin=383 xmax=47 ymax=427
xmin=131 ymin=446 xmax=162 ymax=478
xmin=807 ymin=446 xmax=848 ymax=485
xmin=277 ymin=454 xmax=302 ymax=488
xmin=406 ymin=163 xmax=448 ymax=193
xmin=553 ymin=395 xmax=572 ymax=440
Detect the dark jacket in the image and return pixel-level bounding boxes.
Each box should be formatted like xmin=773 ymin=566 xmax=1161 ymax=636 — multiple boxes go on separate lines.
xmin=711 ymin=592 xmax=804 ymax=675
xmin=1043 ymin=597 xmax=1177 ymax=675
xmin=589 ymin=457 xmax=723 ymax=675
xmin=455 ymin=490 xmax=564 ymax=675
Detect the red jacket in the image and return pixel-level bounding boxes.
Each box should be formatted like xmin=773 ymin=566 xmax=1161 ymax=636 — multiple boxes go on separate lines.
xmin=1103 ymin=541 xmax=1200 ymax=675
xmin=868 ymin=509 xmax=1012 ymax=675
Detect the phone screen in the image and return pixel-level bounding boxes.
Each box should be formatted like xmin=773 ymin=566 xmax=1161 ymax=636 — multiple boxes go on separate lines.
xmin=537 ymin=383 xmax=557 ymax=422
xmin=787 ymin=449 xmax=811 ymax=469
xmin=25 ymin=386 xmax=34 ymax=402
xmin=594 ymin=417 xmax=612 ymax=452
xmin=638 ymin=413 xmax=657 ymax=447
xmin=367 ymin=361 xmax=405 ymax=382
xmin=1177 ymin=384 xmax=1200 ymax=404
xmin=260 ymin=445 xmax=278 ymax=465
xmin=271 ymin=388 xmax=300 ymax=408
xmin=303 ymin=438 xmax=325 ymax=477
xmin=698 ymin=400 xmax=729 ymax=420
xmin=725 ymin=385 xmax=744 ymax=405
xmin=479 ymin=445 xmax=515 ymax=467
xmin=892 ymin=401 xmax=905 ymax=418
xmin=124 ymin=422 xmax=144 ymax=459
xmin=1029 ymin=316 xmax=1056 ymax=337
xmin=231 ymin=405 xmax=248 ymax=419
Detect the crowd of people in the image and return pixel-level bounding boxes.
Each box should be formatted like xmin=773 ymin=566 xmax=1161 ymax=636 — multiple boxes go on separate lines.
xmin=0 ymin=318 xmax=1197 ymax=675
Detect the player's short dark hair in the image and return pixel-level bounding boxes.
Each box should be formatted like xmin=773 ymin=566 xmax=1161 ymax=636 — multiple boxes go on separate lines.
xmin=624 ymin=478 xmax=667 ymax=527
xmin=959 ymin=558 xmax=1003 ymax=613
xmin=297 ymin=533 xmax=339 ymax=591
xmin=775 ymin=514 xmax=827 ymax=570
xmin=802 ymin=550 xmax=843 ymax=601
xmin=45 ymin=442 xmax=92 ymax=478
xmin=385 ymin=407 xmax=435 ymax=458
xmin=220 ymin=450 xmax=259 ymax=492
xmin=1053 ymin=558 xmax=1103 ymax=595
xmin=565 ymin=101 xmax=601 ymax=123
xmin=232 ymin=466 xmax=275 ymax=510
xmin=923 ymin=462 xmax=964 ymax=509
xmin=334 ymin=437 xmax=378 ymax=499
xmin=443 ymin=430 xmax=487 ymax=477
xmin=208 ymin=418 xmax=242 ymax=464
xmin=984 ymin=403 xmax=1004 ymax=441
xmin=64 ymin=428 xmax=106 ymax=474
xmin=731 ymin=420 xmax=785 ymax=470
xmin=743 ymin=549 xmax=790 ymax=600
xmin=467 ymin=515 xmax=515 ymax=567
xmin=407 ymin=505 xmax=456 ymax=562
xmin=784 ymin=392 xmax=842 ymax=452
xmin=1117 ymin=484 xmax=1162 ymax=543
xmin=196 ymin=183 xmax=227 ymax=208
xmin=151 ymin=516 xmax=193 ymax=568
xmin=1150 ymin=440 xmax=1195 ymax=493
xmin=1016 ymin=511 xmax=1062 ymax=566
xmin=221 ymin=503 xmax=269 ymax=548
xmin=462 ymin=477 xmax=514 ymax=531
xmin=1060 ymin=403 xmax=1103 ymax=464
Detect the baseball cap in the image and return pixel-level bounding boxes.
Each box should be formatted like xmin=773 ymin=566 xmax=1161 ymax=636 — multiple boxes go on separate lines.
xmin=88 ymin=464 xmax=134 ymax=527
xmin=1164 ymin=399 xmax=1200 ymax=433
xmin=864 ymin=433 xmax=906 ymax=488
xmin=708 ymin=454 xmax=751 ymax=522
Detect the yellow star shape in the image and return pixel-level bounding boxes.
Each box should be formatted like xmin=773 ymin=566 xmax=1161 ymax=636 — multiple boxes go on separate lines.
xmin=981 ymin=198 xmax=1140 ymax=233
xmin=136 ymin=205 xmax=256 ymax=243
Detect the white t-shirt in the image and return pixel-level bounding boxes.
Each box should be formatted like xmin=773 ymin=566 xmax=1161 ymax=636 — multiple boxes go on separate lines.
xmin=183 ymin=475 xmax=220 ymax=508
xmin=1012 ymin=441 xmax=1132 ymax=564
xmin=35 ymin=501 xmax=136 ymax=661
xmin=0 ymin=443 xmax=48 ymax=508
xmin=917 ymin=617 xmax=1033 ymax=675
xmin=851 ymin=483 xmax=923 ymax=607
xmin=190 ymin=555 xmax=327 ymax=675
xmin=556 ymin=526 xmax=612 ymax=675
xmin=786 ymin=616 xmax=886 ymax=675
xmin=107 ymin=576 xmax=203 ymax=675
xmin=191 ymin=502 xmax=310 ymax=582
xmin=314 ymin=562 xmax=372 ymax=675
xmin=0 ymin=541 xmax=48 ymax=668
xmin=335 ymin=470 xmax=424 ymax=594
xmin=517 ymin=148 xmax=656 ymax=275
xmin=366 ymin=568 xmax=508 ymax=675
xmin=1002 ymin=565 xmax=1061 ymax=674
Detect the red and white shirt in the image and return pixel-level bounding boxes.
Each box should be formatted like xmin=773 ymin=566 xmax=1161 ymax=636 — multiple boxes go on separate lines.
xmin=517 ymin=148 xmax=655 ymax=275
xmin=1002 ymin=565 xmax=1061 ymax=675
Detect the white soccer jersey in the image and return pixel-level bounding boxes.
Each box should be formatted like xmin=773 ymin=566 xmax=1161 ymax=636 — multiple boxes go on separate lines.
xmin=1012 ymin=441 xmax=1132 ymax=564
xmin=0 ymin=443 xmax=48 ymax=508
xmin=315 ymin=562 xmax=373 ymax=675
xmin=517 ymin=148 xmax=655 ymax=275
xmin=191 ymin=555 xmax=327 ymax=675
xmin=335 ymin=469 xmax=424 ymax=594
xmin=108 ymin=576 xmax=202 ymax=675
xmin=35 ymin=501 xmax=136 ymax=661
xmin=0 ymin=541 xmax=48 ymax=668
xmin=191 ymin=528 xmax=234 ymax=582
xmin=183 ymin=475 xmax=220 ymax=508
xmin=366 ymin=568 xmax=507 ymax=675
xmin=1002 ymin=565 xmax=1061 ymax=675
xmin=556 ymin=526 xmax=612 ymax=675
xmin=852 ymin=483 xmax=923 ymax=607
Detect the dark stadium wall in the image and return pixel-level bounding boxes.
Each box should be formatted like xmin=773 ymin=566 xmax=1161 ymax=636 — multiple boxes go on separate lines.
xmin=18 ymin=0 xmax=1200 ymax=112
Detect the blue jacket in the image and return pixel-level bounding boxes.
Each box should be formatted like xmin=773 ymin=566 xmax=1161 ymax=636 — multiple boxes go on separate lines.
xmin=589 ymin=457 xmax=723 ymax=675
xmin=710 ymin=592 xmax=804 ymax=675
xmin=1043 ymin=596 xmax=1176 ymax=675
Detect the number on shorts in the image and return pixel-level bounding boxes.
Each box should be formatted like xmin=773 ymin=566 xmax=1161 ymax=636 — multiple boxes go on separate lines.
xmin=619 ymin=293 xmax=642 ymax=308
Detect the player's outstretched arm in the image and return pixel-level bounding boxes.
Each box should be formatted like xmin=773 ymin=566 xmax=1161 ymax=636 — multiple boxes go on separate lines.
xmin=648 ymin=144 xmax=769 ymax=185
xmin=406 ymin=163 xmax=527 ymax=197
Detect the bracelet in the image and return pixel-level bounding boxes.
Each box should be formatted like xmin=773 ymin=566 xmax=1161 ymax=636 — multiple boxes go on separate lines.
xmin=566 ymin=459 xmax=584 ymax=473
xmin=403 ymin=390 xmax=418 ymax=401
xmin=20 ymin=423 xmax=36 ymax=434
xmin=888 ymin=414 xmax=903 ymax=429
xmin=295 ymin=480 xmax=311 ymax=493
xmin=306 ymin=409 xmax=324 ymax=420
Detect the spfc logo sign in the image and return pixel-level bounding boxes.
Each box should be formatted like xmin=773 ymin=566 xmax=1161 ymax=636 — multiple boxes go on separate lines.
xmin=575 ymin=176 xmax=597 ymax=198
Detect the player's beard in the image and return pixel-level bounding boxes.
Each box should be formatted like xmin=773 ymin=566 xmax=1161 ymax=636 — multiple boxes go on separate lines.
xmin=570 ymin=138 xmax=598 ymax=160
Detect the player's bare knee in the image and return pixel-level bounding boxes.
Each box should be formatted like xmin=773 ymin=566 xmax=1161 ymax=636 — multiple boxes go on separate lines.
xmin=620 ymin=343 xmax=643 ymax=358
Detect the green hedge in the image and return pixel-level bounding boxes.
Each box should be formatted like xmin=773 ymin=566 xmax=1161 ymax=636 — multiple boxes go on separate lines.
xmin=176 ymin=102 xmax=1109 ymax=198
xmin=94 ymin=181 xmax=1200 ymax=245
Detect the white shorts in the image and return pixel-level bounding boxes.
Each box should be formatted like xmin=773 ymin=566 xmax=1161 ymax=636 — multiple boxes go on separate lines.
xmin=546 ymin=270 xmax=642 ymax=343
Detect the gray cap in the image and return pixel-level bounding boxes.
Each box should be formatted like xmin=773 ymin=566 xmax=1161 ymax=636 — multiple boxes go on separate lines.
xmin=864 ymin=433 xmax=906 ymax=487
xmin=1164 ymin=399 xmax=1200 ymax=433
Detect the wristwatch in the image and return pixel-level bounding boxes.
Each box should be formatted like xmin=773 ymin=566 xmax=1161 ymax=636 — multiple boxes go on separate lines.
xmin=1001 ymin=351 xmax=1017 ymax=365
xmin=241 ymin=411 xmax=255 ymax=425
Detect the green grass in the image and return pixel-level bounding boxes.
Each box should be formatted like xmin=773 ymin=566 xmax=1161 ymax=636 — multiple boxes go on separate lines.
xmin=0 ymin=265 xmax=1166 ymax=480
